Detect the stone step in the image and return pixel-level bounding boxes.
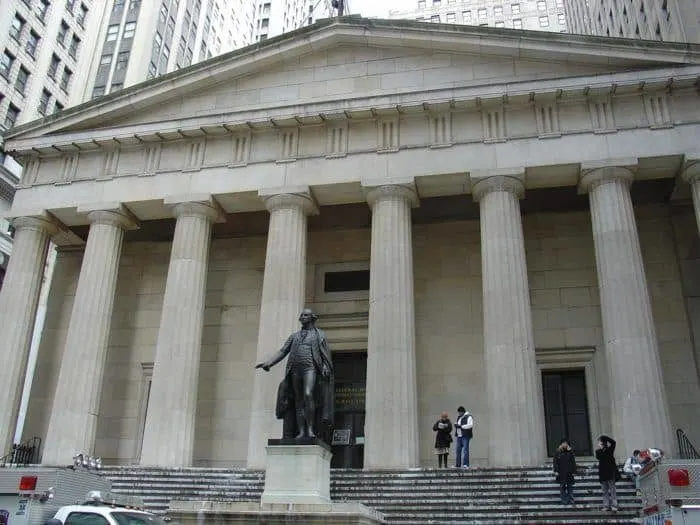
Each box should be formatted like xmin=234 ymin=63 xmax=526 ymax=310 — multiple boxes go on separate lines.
xmin=100 ymin=466 xmax=641 ymax=524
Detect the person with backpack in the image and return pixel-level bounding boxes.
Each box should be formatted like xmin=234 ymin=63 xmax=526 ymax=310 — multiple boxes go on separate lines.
xmin=454 ymin=406 xmax=474 ymax=468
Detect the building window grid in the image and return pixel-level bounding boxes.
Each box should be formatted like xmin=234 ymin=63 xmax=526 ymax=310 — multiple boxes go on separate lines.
xmin=10 ymin=14 xmax=26 ymax=42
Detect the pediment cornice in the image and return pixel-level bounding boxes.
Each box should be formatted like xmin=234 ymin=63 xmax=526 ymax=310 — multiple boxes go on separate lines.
xmin=4 ymin=17 xmax=700 ymax=155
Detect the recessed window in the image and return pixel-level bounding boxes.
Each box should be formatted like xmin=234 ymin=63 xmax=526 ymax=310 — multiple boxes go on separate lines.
xmin=511 ymin=3 xmax=520 ymax=14
xmin=539 ymin=15 xmax=550 ymax=26
xmin=324 ymin=270 xmax=370 ymax=293
xmin=4 ymin=104 xmax=20 ymax=129
xmin=38 ymin=89 xmax=51 ymax=115
xmin=123 ymin=21 xmax=137 ymax=39
xmin=513 ymin=18 xmax=522 ymax=28
xmin=0 ymin=51 xmax=15 ymax=80
xmin=106 ymin=24 xmax=119 ymax=41
xmin=15 ymin=66 xmax=30 ymax=94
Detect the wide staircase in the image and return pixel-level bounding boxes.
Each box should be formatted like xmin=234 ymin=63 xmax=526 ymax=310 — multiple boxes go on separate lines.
xmin=102 ymin=465 xmax=641 ymax=524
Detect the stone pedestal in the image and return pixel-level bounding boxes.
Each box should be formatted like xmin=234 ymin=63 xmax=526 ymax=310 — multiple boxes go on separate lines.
xmin=261 ymin=440 xmax=331 ymax=504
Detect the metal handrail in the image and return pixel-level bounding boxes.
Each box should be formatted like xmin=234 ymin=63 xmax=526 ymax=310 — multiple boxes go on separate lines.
xmin=0 ymin=437 xmax=42 ymax=467
xmin=677 ymin=428 xmax=700 ymax=460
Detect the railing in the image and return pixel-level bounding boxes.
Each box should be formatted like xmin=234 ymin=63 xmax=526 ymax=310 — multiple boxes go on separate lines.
xmin=677 ymin=428 xmax=700 ymax=460
xmin=0 ymin=437 xmax=42 ymax=467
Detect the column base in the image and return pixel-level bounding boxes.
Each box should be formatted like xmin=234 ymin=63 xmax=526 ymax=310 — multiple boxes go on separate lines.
xmin=261 ymin=439 xmax=331 ymax=504
xmin=168 ymin=501 xmax=387 ymax=525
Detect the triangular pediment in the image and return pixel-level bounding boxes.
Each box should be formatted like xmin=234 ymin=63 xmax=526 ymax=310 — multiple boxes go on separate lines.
xmin=5 ymin=17 xmax=700 ymax=151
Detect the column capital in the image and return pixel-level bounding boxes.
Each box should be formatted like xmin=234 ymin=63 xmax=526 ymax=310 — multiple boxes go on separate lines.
xmin=472 ymin=175 xmax=524 ymax=202
xmin=364 ymin=184 xmax=418 ymax=210
xmin=259 ymin=189 xmax=319 ymax=216
xmin=11 ymin=213 xmax=60 ymax=236
xmin=579 ymin=159 xmax=636 ymax=194
xmin=78 ymin=203 xmax=139 ymax=230
xmin=165 ymin=195 xmax=225 ymax=223
xmin=681 ymin=154 xmax=700 ymax=184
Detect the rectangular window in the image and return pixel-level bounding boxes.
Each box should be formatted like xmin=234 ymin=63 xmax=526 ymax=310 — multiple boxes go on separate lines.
xmin=38 ymin=89 xmax=51 ymax=115
xmin=77 ymin=3 xmax=88 ymax=26
xmin=477 ymin=7 xmax=487 ymax=20
xmin=555 ymin=0 xmax=564 ymax=6
xmin=4 ymin=104 xmax=20 ymax=129
xmin=10 ymin=15 xmax=25 ymax=41
xmin=111 ymin=82 xmax=123 ymax=91
xmin=558 ymin=13 xmax=566 ymax=24
xmin=430 ymin=14 xmax=440 ymax=22
xmin=15 ymin=66 xmax=29 ymax=94
xmin=537 ymin=0 xmax=547 ymax=10
xmin=418 ymin=0 xmax=426 ymax=8
xmin=92 ymin=85 xmax=105 ymax=98
xmin=60 ymin=67 xmax=72 ymax=91
xmin=25 ymin=31 xmax=40 ymax=58
xmin=113 ymin=0 xmax=125 ymax=11
xmin=37 ymin=1 xmax=50 ymax=22
xmin=100 ymin=54 xmax=112 ymax=66
xmin=123 ymin=21 xmax=137 ymax=39
xmin=539 ymin=15 xmax=550 ymax=26
xmin=511 ymin=3 xmax=520 ymax=14
xmin=324 ymin=270 xmax=370 ymax=293
xmin=116 ymin=51 xmax=129 ymax=70
xmin=0 ymin=51 xmax=15 ymax=80
xmin=57 ymin=21 xmax=69 ymax=45
xmin=54 ymin=101 xmax=64 ymax=114
xmin=106 ymin=24 xmax=119 ymax=41
xmin=68 ymin=35 xmax=80 ymax=58
xmin=48 ymin=53 xmax=60 ymax=78
xmin=495 ymin=20 xmax=505 ymax=27
xmin=494 ymin=5 xmax=503 ymax=16
xmin=513 ymin=18 xmax=522 ymax=28
xmin=463 ymin=10 xmax=472 ymax=22
xmin=130 ymin=0 xmax=141 ymax=10
xmin=446 ymin=12 xmax=456 ymax=22
xmin=159 ymin=3 xmax=168 ymax=23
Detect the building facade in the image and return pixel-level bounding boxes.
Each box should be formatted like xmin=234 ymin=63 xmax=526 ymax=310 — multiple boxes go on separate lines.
xmin=565 ymin=0 xmax=700 ymax=43
xmin=1 ymin=19 xmax=700 ymax=470
xmin=254 ymin=0 xmax=333 ymax=42
xmin=0 ymin=0 xmax=104 ymax=128
xmin=388 ymin=0 xmax=568 ymax=32
xmin=86 ymin=0 xmax=257 ymax=99
xmin=0 ymin=148 xmax=19 ymax=291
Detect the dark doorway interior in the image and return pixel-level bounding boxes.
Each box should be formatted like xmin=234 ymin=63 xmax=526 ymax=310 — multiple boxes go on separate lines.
xmin=542 ymin=369 xmax=593 ymax=456
xmin=331 ymin=352 xmax=366 ymax=469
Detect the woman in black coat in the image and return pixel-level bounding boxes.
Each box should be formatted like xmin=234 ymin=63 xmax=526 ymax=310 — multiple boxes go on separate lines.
xmin=553 ymin=438 xmax=577 ymax=505
xmin=595 ymin=434 xmax=620 ymax=511
xmin=433 ymin=411 xmax=453 ymax=468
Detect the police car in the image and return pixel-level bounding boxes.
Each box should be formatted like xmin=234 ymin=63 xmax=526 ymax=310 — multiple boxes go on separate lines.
xmin=50 ymin=491 xmax=167 ymax=525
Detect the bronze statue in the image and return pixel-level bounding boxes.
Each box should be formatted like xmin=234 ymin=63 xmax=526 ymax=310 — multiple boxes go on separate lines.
xmin=255 ymin=308 xmax=334 ymax=441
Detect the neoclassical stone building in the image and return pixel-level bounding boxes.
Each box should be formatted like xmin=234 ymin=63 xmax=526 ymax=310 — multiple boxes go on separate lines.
xmin=1 ymin=18 xmax=700 ymax=470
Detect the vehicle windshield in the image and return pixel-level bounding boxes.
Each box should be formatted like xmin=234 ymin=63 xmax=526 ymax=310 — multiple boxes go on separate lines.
xmin=110 ymin=512 xmax=168 ymax=525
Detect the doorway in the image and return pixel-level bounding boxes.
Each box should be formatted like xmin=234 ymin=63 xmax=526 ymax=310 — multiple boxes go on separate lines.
xmin=542 ymin=369 xmax=593 ymax=456
xmin=331 ymin=352 xmax=366 ymax=469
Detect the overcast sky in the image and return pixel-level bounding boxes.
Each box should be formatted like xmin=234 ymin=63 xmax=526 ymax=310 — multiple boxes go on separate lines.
xmin=346 ymin=0 xmax=412 ymax=17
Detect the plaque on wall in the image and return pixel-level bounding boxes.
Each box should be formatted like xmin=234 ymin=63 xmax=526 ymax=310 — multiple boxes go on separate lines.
xmin=331 ymin=429 xmax=352 ymax=445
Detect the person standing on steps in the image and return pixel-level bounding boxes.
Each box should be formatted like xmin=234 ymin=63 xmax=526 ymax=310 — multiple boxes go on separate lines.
xmin=553 ymin=438 xmax=577 ymax=505
xmin=454 ymin=406 xmax=474 ymax=468
xmin=433 ymin=411 xmax=453 ymax=468
xmin=596 ymin=434 xmax=620 ymax=512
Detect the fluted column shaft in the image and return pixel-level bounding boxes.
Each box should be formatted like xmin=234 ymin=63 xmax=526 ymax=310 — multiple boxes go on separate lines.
xmin=140 ymin=200 xmax=221 ymax=466
xmin=42 ymin=208 xmax=136 ymax=465
xmin=582 ymin=166 xmax=673 ymax=454
xmin=474 ymin=176 xmax=546 ymax=466
xmin=364 ymin=184 xmax=419 ymax=469
xmin=682 ymin=160 xmax=700 ymax=238
xmin=246 ymin=192 xmax=317 ymax=469
xmin=0 ymin=216 xmax=56 ymax=454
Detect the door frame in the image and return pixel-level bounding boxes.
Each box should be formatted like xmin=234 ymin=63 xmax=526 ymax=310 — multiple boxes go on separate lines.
xmin=536 ymin=347 xmax=601 ymax=459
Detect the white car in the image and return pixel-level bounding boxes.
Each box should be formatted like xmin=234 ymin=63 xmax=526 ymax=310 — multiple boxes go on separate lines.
xmin=52 ymin=505 xmax=167 ymax=525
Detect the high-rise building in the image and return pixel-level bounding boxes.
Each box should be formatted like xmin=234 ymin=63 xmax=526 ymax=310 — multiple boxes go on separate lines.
xmin=0 ymin=0 xmax=105 ymax=128
xmin=388 ymin=0 xmax=568 ymax=32
xmin=565 ymin=0 xmax=699 ymax=43
xmin=254 ymin=0 xmax=334 ymax=42
xmin=0 ymin=149 xmax=18 ymax=292
xmin=86 ymin=0 xmax=257 ymax=99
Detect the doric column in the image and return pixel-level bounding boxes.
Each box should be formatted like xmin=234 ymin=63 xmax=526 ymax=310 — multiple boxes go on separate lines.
xmin=681 ymin=155 xmax=700 ymax=237
xmin=0 ymin=215 xmax=57 ymax=454
xmin=580 ymin=163 xmax=673 ymax=454
xmin=246 ymin=189 xmax=317 ymax=469
xmin=140 ymin=197 xmax=223 ymax=466
xmin=42 ymin=206 xmax=137 ymax=465
xmin=364 ymin=183 xmax=419 ymax=469
xmin=473 ymin=173 xmax=546 ymax=467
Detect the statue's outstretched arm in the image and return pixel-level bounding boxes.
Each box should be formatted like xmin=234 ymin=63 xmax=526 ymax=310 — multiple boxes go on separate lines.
xmin=255 ymin=335 xmax=294 ymax=371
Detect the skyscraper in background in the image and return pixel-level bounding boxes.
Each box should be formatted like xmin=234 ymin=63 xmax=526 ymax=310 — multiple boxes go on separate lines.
xmin=564 ymin=0 xmax=699 ymax=42
xmin=253 ymin=0 xmax=334 ymax=42
xmin=1 ymin=0 xmax=105 ymax=128
xmin=388 ymin=0 xmax=568 ymax=32
xmin=85 ymin=0 xmax=258 ymax=99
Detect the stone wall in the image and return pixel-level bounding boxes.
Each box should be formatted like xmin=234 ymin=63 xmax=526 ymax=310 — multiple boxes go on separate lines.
xmin=23 ymin=203 xmax=700 ymax=466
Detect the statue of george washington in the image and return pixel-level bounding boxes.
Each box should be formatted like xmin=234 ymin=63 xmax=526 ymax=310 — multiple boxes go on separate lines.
xmin=255 ymin=308 xmax=334 ymax=442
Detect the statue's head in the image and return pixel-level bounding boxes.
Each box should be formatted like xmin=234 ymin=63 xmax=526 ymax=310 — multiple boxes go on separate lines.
xmin=299 ymin=308 xmax=318 ymax=328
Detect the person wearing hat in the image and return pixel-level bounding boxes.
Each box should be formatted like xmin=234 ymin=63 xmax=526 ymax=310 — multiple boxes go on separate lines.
xmin=432 ymin=411 xmax=453 ymax=468
xmin=553 ymin=438 xmax=577 ymax=505
xmin=454 ymin=406 xmax=473 ymax=468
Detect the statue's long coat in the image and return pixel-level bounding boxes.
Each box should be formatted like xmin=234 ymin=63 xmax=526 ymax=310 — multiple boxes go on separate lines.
xmin=269 ymin=327 xmax=335 ymax=430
